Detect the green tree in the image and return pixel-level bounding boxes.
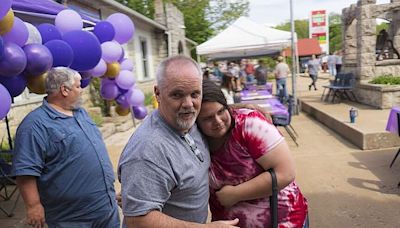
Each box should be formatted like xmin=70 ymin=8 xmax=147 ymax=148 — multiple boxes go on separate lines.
xmin=329 ymin=13 xmax=342 ymax=53
xmin=376 ymin=22 xmax=389 ymax=35
xmin=274 ymin=20 xmax=309 ymax=39
xmin=114 ymin=0 xmax=155 ymax=19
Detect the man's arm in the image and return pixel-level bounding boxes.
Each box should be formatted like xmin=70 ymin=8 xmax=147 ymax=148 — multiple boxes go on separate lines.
xmin=125 ymin=210 xmax=239 ymax=228
xmin=16 ymin=176 xmax=45 ymax=228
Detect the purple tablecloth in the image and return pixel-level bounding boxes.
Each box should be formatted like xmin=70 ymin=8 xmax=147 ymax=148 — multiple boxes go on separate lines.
xmin=239 ymin=96 xmax=288 ymax=116
xmin=244 ymin=82 xmax=273 ymax=94
xmin=386 ymin=106 xmax=400 ymax=134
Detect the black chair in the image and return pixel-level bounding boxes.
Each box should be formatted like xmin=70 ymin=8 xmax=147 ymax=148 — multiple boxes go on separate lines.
xmin=272 ymin=95 xmax=298 ymax=146
xmin=322 ymin=73 xmax=357 ymax=103
xmin=0 ymin=151 xmax=20 ymax=217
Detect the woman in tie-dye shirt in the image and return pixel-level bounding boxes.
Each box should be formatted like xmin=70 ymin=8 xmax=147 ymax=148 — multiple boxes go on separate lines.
xmin=197 ymin=80 xmax=308 ymax=228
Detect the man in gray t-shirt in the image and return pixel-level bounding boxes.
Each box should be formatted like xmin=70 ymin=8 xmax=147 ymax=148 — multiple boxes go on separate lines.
xmin=118 ymin=56 xmax=239 ymax=227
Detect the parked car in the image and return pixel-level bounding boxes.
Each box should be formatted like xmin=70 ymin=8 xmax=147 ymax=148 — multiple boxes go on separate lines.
xmin=299 ymin=56 xmax=311 ymax=73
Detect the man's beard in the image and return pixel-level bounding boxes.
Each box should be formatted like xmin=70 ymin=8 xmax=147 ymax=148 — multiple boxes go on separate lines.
xmin=71 ymin=96 xmax=83 ymax=110
xmin=176 ymin=108 xmax=197 ymax=130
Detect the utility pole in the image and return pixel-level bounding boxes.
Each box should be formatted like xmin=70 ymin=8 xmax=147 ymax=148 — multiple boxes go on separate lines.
xmin=290 ymin=0 xmax=298 ymax=114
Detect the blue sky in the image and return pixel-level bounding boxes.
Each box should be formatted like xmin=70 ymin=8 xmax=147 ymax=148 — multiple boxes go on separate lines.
xmin=248 ymin=0 xmax=391 ymax=26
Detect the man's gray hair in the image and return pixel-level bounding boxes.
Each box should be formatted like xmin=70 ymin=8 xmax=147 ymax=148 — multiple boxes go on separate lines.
xmin=45 ymin=67 xmax=81 ymax=95
xmin=156 ymin=55 xmax=202 ymax=88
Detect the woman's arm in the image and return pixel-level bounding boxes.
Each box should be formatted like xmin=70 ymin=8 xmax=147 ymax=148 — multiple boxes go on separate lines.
xmin=215 ymin=140 xmax=295 ymax=208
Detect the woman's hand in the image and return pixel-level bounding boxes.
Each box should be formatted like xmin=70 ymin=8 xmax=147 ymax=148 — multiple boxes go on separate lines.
xmin=215 ymin=185 xmax=239 ymax=208
xmin=116 ymin=192 xmax=122 ymax=208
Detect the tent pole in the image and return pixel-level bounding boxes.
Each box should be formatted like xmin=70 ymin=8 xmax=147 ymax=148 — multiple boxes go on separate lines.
xmin=290 ymin=0 xmax=298 ymax=115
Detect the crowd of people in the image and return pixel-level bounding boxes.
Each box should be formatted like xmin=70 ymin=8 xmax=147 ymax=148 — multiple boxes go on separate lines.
xmin=11 ymin=55 xmax=309 ymax=228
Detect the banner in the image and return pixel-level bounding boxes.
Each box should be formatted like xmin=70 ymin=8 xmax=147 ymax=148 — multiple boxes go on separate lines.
xmin=310 ymin=10 xmax=329 ymax=54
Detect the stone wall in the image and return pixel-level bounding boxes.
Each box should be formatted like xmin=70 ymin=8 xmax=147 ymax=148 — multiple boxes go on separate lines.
xmin=342 ymin=0 xmax=400 ymax=108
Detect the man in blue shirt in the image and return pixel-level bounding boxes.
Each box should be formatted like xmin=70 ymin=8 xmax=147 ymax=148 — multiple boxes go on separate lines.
xmin=12 ymin=67 xmax=119 ymax=228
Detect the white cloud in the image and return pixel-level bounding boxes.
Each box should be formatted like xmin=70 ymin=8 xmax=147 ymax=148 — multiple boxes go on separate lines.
xmin=249 ymin=0 xmax=391 ymax=26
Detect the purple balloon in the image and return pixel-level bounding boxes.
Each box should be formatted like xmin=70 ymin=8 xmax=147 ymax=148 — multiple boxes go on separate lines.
xmin=132 ymin=106 xmax=147 ymax=120
xmin=100 ymin=81 xmax=119 ymax=100
xmin=126 ymin=88 xmax=145 ymax=106
xmin=81 ymin=78 xmax=91 ymax=88
xmin=44 ymin=40 xmax=73 ymax=67
xmin=37 ymin=23 xmax=62 ymax=43
xmin=116 ymin=94 xmax=130 ymax=108
xmin=63 ymin=30 xmax=102 ymax=71
xmin=0 ymin=0 xmax=12 ymax=19
xmin=0 ymin=42 xmax=27 ymax=77
xmin=55 ymin=9 xmax=83 ymax=34
xmin=3 ymin=17 xmax=29 ymax=47
xmin=0 ymin=36 xmax=4 ymax=60
xmin=101 ymin=78 xmax=115 ymax=85
xmin=88 ymin=59 xmax=107 ymax=77
xmin=0 ymin=74 xmax=27 ymax=97
xmin=118 ymin=48 xmax=125 ymax=62
xmin=0 ymin=83 xmax=12 ymax=120
xmin=93 ymin=21 xmax=115 ymax=43
xmin=79 ymin=71 xmax=92 ymax=80
xmin=101 ymin=41 xmax=123 ymax=63
xmin=23 ymin=44 xmax=53 ymax=76
xmin=115 ymin=70 xmax=135 ymax=90
xmin=106 ymin=13 xmax=135 ymax=44
xmin=120 ymin=58 xmax=134 ymax=71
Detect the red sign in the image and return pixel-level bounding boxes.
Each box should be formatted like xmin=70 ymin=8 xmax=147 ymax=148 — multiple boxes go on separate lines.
xmin=311 ymin=10 xmax=326 ymax=27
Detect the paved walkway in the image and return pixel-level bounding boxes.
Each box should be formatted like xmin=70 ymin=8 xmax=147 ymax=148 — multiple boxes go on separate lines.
xmin=1 ymin=73 xmax=400 ymax=227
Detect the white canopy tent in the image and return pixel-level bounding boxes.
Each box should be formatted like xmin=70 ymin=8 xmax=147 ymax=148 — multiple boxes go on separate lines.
xmin=196 ymin=17 xmax=295 ymax=59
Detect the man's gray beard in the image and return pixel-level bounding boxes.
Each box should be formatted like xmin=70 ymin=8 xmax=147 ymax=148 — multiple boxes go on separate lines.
xmin=176 ymin=115 xmax=196 ymax=131
xmin=71 ymin=97 xmax=83 ymax=110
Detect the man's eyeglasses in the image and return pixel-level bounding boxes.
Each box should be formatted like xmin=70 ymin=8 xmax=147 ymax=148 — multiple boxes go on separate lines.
xmin=181 ymin=134 xmax=204 ymax=162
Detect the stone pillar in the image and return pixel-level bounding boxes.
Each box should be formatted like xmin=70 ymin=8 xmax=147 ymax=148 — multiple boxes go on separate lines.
xmin=356 ymin=4 xmax=377 ymax=81
xmin=164 ymin=3 xmax=186 ymax=56
xmin=154 ymin=0 xmax=166 ymax=26
xmin=391 ymin=8 xmax=400 ymax=53
xmin=342 ymin=6 xmax=358 ymax=71
xmin=357 ymin=0 xmax=376 ymax=5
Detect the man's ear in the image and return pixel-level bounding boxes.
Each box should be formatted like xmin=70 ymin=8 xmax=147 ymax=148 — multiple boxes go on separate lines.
xmin=154 ymin=86 xmax=160 ymax=102
xmin=61 ymin=86 xmax=69 ymax=97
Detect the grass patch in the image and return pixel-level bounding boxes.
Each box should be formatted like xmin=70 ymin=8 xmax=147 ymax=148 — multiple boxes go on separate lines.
xmin=369 ymin=75 xmax=400 ymax=85
xmin=88 ymin=112 xmax=104 ymax=127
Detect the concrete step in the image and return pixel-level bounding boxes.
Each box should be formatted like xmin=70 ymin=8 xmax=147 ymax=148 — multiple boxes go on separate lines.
xmin=299 ymin=96 xmax=400 ymax=150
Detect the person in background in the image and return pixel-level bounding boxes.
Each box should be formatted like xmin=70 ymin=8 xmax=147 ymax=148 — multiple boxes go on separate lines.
xmin=254 ymin=59 xmax=268 ymax=85
xmin=203 ymin=68 xmax=210 ymax=80
xmin=118 ymin=55 xmax=239 ymax=228
xmin=274 ymin=56 xmax=289 ymax=101
xmin=228 ymin=62 xmax=242 ymax=91
xmin=327 ymin=52 xmax=337 ymax=77
xmin=307 ymin=54 xmax=321 ymax=91
xmin=335 ymin=51 xmax=343 ymax=74
xmin=197 ymin=80 xmax=309 ymax=228
xmin=12 ymin=67 xmax=120 ymax=228
xmin=220 ymin=72 xmax=235 ymax=105
xmin=244 ymin=59 xmax=255 ymax=82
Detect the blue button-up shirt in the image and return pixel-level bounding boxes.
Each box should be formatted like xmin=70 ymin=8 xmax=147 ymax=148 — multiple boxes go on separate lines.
xmin=12 ymin=99 xmax=116 ymax=222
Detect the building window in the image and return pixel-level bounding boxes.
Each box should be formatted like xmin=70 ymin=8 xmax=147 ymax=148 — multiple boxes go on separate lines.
xmin=178 ymin=41 xmax=184 ymax=54
xmin=140 ymin=39 xmax=149 ymax=79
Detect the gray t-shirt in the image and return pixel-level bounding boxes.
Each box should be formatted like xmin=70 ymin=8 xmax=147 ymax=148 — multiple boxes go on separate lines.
xmin=118 ymin=110 xmax=210 ymax=223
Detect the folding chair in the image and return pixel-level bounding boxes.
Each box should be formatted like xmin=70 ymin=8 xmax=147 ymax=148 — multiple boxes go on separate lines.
xmin=0 ymin=152 xmax=20 ymax=217
xmin=272 ymin=95 xmax=298 ymax=146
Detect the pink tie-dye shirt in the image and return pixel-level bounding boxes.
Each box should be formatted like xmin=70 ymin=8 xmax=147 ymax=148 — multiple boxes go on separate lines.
xmin=209 ymin=109 xmax=308 ymax=228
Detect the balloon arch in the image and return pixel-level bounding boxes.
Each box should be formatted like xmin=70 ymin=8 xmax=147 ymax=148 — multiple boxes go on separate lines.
xmin=0 ymin=0 xmax=148 ymax=120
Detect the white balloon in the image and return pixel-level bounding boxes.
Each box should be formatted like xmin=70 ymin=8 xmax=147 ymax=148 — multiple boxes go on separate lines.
xmin=24 ymin=22 xmax=42 ymax=44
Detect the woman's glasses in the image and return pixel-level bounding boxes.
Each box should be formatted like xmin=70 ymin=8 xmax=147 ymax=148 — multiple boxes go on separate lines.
xmin=181 ymin=134 xmax=204 ymax=162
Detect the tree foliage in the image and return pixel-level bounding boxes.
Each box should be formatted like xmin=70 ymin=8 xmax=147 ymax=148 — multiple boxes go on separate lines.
xmin=329 ymin=13 xmax=342 ymax=53
xmin=114 ymin=0 xmax=249 ymax=44
xmin=114 ymin=0 xmax=155 ymax=19
xmin=274 ymin=20 xmax=309 ymax=39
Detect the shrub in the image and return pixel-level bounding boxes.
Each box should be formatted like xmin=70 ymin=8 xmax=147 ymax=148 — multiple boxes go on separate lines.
xmin=369 ymin=75 xmax=400 ymax=85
